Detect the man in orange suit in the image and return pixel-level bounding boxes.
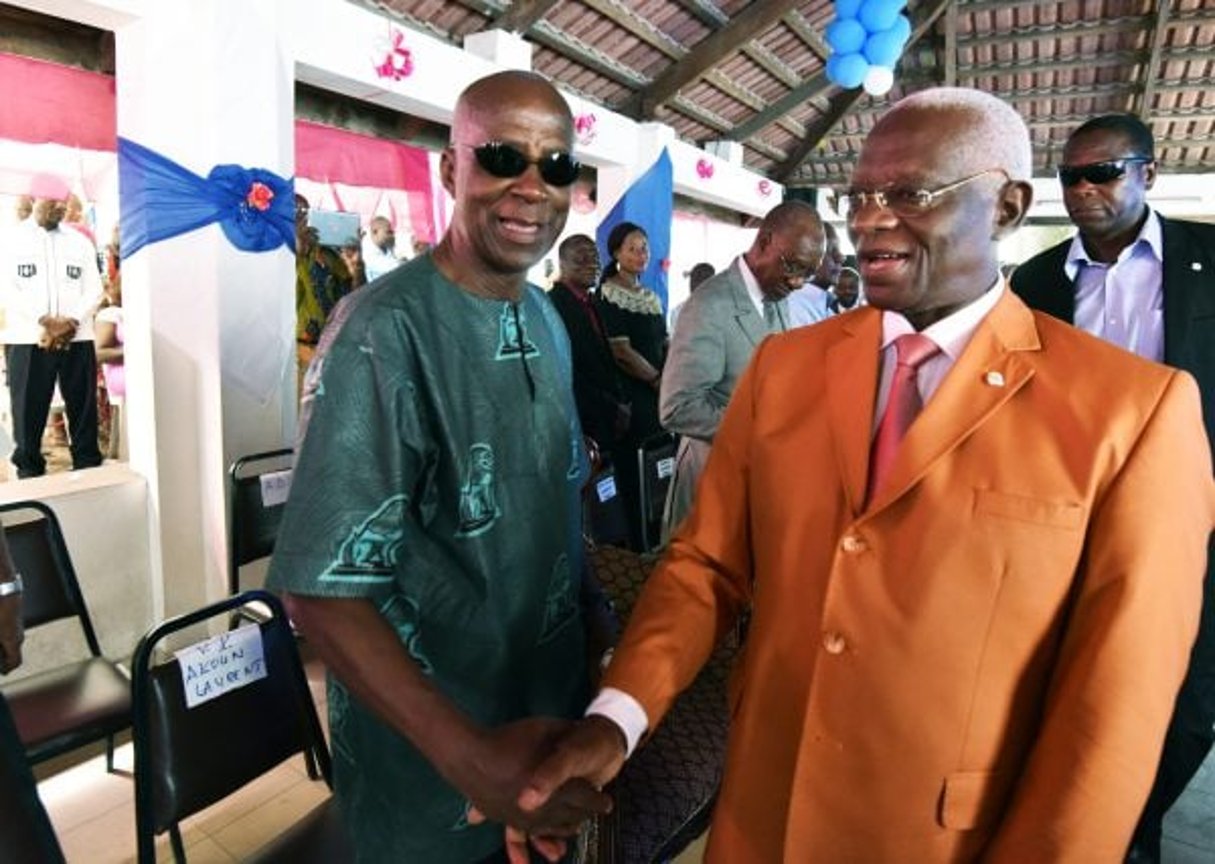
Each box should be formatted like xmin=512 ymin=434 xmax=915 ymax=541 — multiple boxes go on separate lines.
xmin=513 ymin=88 xmax=1215 ymax=862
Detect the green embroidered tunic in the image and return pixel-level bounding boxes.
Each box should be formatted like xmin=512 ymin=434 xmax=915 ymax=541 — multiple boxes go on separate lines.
xmin=268 ymin=255 xmax=589 ymax=863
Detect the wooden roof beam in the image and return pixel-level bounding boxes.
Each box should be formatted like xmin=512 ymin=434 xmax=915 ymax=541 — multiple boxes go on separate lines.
xmin=673 ymin=0 xmax=729 ymax=29
xmin=1137 ymin=0 xmax=1173 ymax=120
xmin=943 ymin=1 xmax=958 ymax=86
xmin=491 ymin=0 xmax=561 ymax=33
xmin=624 ymin=0 xmax=806 ymax=120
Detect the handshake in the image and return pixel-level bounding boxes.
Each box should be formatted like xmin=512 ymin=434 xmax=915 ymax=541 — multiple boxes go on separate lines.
xmin=460 ymin=715 xmax=629 ymax=864
xmin=37 ymin=316 xmax=78 ymax=352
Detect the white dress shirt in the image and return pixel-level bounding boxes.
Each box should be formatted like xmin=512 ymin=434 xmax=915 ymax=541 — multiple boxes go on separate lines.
xmin=1 ymin=220 xmax=101 ymax=344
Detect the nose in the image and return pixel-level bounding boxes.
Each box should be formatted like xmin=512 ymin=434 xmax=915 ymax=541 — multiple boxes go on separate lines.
xmin=510 ymin=164 xmax=549 ymax=202
xmin=848 ymin=198 xmax=897 ymax=235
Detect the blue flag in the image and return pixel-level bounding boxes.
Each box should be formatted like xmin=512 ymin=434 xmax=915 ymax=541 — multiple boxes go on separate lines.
xmin=596 ymin=148 xmax=673 ymax=311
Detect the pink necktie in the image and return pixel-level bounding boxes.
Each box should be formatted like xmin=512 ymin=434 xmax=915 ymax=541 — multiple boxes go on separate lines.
xmin=866 ymin=333 xmax=940 ymax=505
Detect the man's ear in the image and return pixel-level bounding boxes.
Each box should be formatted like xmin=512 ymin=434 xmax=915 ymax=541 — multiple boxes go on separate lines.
xmin=1142 ymin=159 xmax=1158 ymax=191
xmin=440 ymin=147 xmax=456 ymax=198
xmin=993 ymin=179 xmax=1033 ymax=240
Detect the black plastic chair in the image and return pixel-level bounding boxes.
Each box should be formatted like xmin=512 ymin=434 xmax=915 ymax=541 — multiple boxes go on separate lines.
xmin=588 ymin=544 xmax=734 ymax=864
xmin=0 ymin=692 xmax=66 ymax=864
xmin=0 ymin=500 xmax=131 ymax=773
xmin=228 ymin=448 xmax=294 ymax=598
xmin=132 ymin=589 xmax=348 ymax=863
xmin=635 ymin=433 xmax=677 ymax=553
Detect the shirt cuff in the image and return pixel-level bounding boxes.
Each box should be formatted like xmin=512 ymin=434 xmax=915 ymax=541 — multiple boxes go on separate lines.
xmin=586 ymin=687 xmax=650 ymax=758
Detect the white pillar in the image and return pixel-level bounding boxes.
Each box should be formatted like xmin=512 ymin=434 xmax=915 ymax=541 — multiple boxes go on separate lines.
xmin=114 ymin=0 xmax=296 ymax=620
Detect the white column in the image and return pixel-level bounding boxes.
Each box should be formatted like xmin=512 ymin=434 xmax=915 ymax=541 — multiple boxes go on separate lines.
xmin=114 ymin=0 xmax=296 ymax=620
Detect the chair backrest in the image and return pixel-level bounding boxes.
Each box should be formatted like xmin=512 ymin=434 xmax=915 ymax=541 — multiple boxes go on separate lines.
xmin=635 ymin=433 xmax=677 ymax=553
xmin=228 ymin=449 xmax=294 ymax=595
xmin=0 ymin=500 xmax=103 ymax=655
xmin=0 ymin=693 xmax=65 ymax=864
xmin=132 ymin=590 xmax=331 ymax=863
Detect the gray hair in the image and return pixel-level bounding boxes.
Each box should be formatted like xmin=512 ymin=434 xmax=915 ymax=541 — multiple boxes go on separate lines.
xmin=884 ymin=87 xmax=1032 ymax=181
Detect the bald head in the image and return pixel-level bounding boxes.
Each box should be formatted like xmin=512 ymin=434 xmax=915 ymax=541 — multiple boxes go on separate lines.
xmin=877 ymin=87 xmax=1032 ymax=182
xmin=745 ymin=200 xmax=826 ymax=299
xmin=452 ymin=71 xmax=573 ymax=146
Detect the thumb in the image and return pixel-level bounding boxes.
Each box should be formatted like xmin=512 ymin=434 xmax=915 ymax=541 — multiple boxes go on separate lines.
xmin=466 ymin=805 xmax=486 ymax=826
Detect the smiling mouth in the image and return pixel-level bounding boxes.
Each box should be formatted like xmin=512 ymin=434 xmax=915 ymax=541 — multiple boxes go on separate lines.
xmin=497 ymin=215 xmax=545 ymax=243
xmin=858 ymin=250 xmax=910 ymax=276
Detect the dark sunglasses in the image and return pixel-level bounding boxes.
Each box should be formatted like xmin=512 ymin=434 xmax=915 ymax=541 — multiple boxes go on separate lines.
xmin=459 ymin=141 xmax=581 ymax=187
xmin=1057 ymin=157 xmax=1153 ymax=188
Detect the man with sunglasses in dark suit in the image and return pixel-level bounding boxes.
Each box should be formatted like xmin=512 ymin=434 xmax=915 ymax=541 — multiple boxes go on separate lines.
xmin=1012 ymin=114 xmax=1215 ymax=863
xmin=269 ymin=70 xmax=609 ymax=864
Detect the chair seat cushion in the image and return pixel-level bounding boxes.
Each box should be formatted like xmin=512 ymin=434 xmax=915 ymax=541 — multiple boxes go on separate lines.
xmin=251 ymin=798 xmax=351 ymax=863
xmin=3 ymin=658 xmax=131 ymax=759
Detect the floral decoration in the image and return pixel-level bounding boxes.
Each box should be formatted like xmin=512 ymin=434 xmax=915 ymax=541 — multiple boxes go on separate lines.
xmin=695 ymin=158 xmax=715 ymax=180
xmin=375 ymin=27 xmax=415 ymax=81
xmin=246 ymin=181 xmax=274 ymax=212
xmin=574 ymin=113 xmax=597 ymax=146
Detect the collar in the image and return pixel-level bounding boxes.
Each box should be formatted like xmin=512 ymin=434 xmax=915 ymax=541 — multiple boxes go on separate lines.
xmin=738 ymin=256 xmax=772 ymax=311
xmin=1064 ymin=208 xmax=1163 ymax=280
xmin=880 ymin=278 xmax=1004 ymax=361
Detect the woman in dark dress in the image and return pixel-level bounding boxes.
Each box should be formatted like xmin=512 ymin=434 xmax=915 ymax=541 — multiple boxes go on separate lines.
xmin=595 ymin=222 xmax=667 ymax=550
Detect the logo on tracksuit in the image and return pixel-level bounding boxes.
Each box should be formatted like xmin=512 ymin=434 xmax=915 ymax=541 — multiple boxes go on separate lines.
xmin=66 ymin=266 xmax=82 ymax=280
xmin=17 ymin=264 xmax=36 ymax=278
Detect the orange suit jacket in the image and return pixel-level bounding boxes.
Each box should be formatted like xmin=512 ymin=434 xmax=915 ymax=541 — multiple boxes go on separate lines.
xmin=603 ymin=290 xmax=1214 ymax=862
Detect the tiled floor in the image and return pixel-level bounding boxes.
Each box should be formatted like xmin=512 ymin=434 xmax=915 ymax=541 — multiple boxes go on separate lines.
xmin=32 ymin=656 xmax=1215 ymax=863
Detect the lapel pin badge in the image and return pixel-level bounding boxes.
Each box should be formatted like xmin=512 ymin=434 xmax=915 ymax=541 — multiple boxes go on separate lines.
xmin=985 ymin=371 xmax=1005 ymax=387
xmin=1192 ymin=262 xmax=1203 ymax=272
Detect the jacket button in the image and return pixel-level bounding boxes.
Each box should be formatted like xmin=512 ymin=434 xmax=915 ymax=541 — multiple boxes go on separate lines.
xmin=823 ymin=632 xmax=847 ymax=654
xmin=840 ymin=534 xmax=866 ymax=553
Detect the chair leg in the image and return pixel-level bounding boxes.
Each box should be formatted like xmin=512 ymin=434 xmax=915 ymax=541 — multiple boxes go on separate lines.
xmin=170 ymin=824 xmax=186 ymax=863
xmin=106 ymin=735 xmax=115 ymax=773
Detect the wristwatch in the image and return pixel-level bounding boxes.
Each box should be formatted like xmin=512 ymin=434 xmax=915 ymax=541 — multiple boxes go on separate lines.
xmin=0 ymin=574 xmax=23 ymax=597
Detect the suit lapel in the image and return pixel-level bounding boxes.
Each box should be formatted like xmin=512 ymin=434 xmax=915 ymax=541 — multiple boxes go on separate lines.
xmin=825 ymin=309 xmax=882 ymax=516
xmin=726 ymin=261 xmax=767 ymax=347
xmin=865 ymin=291 xmax=1041 ymax=513
xmin=1161 ymin=217 xmax=1215 ymax=366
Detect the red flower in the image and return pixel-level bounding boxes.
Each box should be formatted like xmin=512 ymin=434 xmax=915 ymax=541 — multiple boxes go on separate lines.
xmin=246 ymin=181 xmax=274 ymax=212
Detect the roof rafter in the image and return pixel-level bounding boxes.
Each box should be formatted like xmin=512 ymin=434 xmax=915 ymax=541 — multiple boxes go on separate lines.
xmin=491 ymin=0 xmax=561 ymax=33
xmin=623 ymin=0 xmax=806 ymax=120
xmin=1137 ymin=0 xmax=1173 ymax=119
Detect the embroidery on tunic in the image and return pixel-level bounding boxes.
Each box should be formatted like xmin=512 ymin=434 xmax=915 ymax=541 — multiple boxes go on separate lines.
xmin=495 ymin=303 xmax=539 ymax=360
xmin=381 ymin=593 xmax=433 ymax=674
xmin=319 ymin=494 xmax=407 ymax=582
xmin=456 ymin=443 xmax=500 ymax=537
xmin=539 ymin=553 xmax=577 ymax=643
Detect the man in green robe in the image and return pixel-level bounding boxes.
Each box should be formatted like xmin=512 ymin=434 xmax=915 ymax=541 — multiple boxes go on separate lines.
xmin=269 ymin=70 xmax=608 ymax=863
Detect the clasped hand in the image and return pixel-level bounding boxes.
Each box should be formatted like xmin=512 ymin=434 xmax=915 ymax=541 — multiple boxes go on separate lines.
xmin=37 ymin=316 xmax=77 ymax=351
xmin=467 ymin=715 xmax=628 ymax=863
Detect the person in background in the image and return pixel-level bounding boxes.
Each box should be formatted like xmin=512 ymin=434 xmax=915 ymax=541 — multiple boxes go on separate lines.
xmin=787 ymin=220 xmax=845 ymax=327
xmin=362 ymin=215 xmax=401 ymax=282
xmin=548 ymin=234 xmax=630 ymax=454
xmin=1011 ymin=113 xmax=1215 ymax=864
xmin=831 ymin=265 xmax=863 ymax=312
xmin=0 ymin=194 xmax=104 ymax=478
xmin=596 ymin=221 xmax=667 ymax=551
xmin=14 ymin=196 xmax=33 ymax=223
xmin=513 ymin=87 xmax=1213 ymax=863
xmin=667 ymin=262 xmax=716 ymax=335
xmin=267 ymin=70 xmax=609 ymax=864
xmin=660 ymin=201 xmax=824 ymax=542
xmin=294 ymin=194 xmax=352 ymax=387
xmin=339 ymin=238 xmax=367 ymax=290
xmin=94 ymin=227 xmax=124 ymax=460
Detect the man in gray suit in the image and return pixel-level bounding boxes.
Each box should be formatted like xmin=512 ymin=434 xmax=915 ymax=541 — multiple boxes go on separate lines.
xmin=660 ymin=201 xmax=824 ymax=540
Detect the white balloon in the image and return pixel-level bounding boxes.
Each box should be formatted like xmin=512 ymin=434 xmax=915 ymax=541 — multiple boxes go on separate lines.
xmin=863 ymin=65 xmax=895 ymax=96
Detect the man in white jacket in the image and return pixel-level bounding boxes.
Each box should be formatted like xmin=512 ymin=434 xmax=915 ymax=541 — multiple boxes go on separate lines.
xmin=1 ymin=195 xmax=103 ymax=477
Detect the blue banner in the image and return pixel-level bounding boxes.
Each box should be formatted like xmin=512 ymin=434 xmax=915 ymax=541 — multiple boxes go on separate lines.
xmin=596 ymin=148 xmax=673 ymax=311
xmin=118 ymin=137 xmax=295 ymax=260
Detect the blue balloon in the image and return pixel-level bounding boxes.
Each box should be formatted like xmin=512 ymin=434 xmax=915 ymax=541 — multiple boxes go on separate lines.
xmin=890 ymin=12 xmax=912 ymax=45
xmin=835 ymin=0 xmax=863 ymax=19
xmin=826 ymin=52 xmax=869 ymax=89
xmin=859 ymin=0 xmax=902 ymax=33
xmin=864 ymin=27 xmax=905 ymax=67
xmin=826 ymin=18 xmax=867 ymax=55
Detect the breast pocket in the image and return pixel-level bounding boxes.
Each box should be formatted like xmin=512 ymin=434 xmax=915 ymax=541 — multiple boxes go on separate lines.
xmin=973 ymin=489 xmax=1086 ymax=530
